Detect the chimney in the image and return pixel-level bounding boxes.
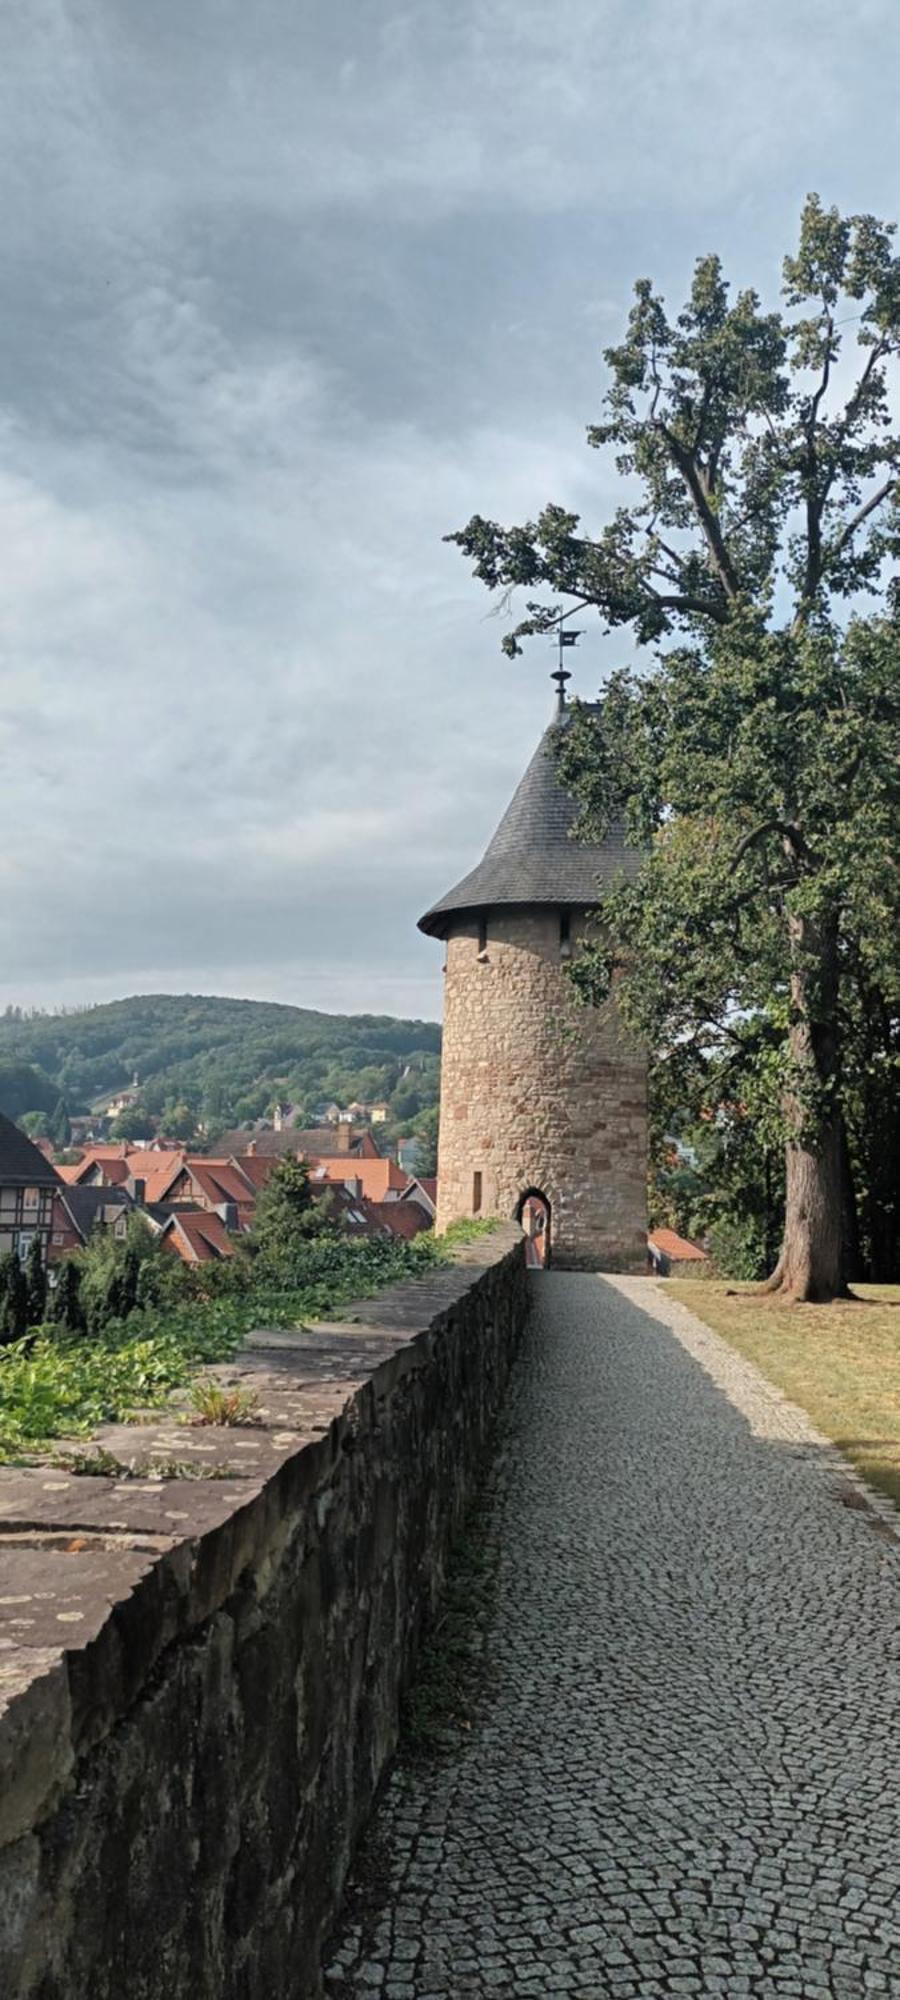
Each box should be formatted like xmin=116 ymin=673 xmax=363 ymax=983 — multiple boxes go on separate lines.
xmin=246 ymin=1140 xmax=257 ymax=1156
xmin=337 ymin=1123 xmax=352 ymax=1154
xmin=131 ymin=1178 xmax=146 ymax=1207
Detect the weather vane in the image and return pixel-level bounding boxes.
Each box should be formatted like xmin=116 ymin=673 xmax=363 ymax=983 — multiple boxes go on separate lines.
xmin=551 ymin=622 xmax=582 ymax=711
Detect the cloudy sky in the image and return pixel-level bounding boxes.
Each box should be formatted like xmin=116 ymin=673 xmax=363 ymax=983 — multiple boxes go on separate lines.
xmin=1 ymin=0 xmax=897 ymax=1023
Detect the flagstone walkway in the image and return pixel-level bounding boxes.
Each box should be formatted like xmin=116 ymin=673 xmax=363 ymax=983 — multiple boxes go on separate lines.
xmin=325 ymin=1273 xmax=900 ymax=1999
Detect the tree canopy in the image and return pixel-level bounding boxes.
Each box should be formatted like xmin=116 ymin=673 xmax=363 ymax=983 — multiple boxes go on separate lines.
xmin=0 ymin=994 xmax=441 ymax=1147
xmin=450 ymin=195 xmax=900 ymax=1298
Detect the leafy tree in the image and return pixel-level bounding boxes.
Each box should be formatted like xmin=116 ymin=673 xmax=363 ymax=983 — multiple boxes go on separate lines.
xmin=160 ymin=1099 xmax=198 ymax=1142
xmin=54 ymin=1257 xmax=86 ymax=1333
xmin=252 ymin=1155 xmax=324 ymax=1265
xmin=25 ymin=1235 xmax=47 ymax=1326
xmin=391 ymin=1085 xmax=422 ymax=1122
xmin=650 ymin=1083 xmax=782 ymax=1282
xmin=75 ymin=1212 xmax=167 ymax=1331
xmin=110 ymin=1105 xmax=151 ymax=1141
xmin=0 ymin=995 xmax=441 ymax=1147
xmin=413 ymin=1104 xmax=440 ymax=1179
xmin=450 ymin=195 xmax=900 ymax=1300
xmin=20 ymin=1112 xmax=50 ymax=1140
xmin=0 ymin=1060 xmax=58 ymax=1121
xmin=0 ymin=1253 xmax=28 ymax=1344
xmin=104 ymin=1245 xmax=142 ymax=1322
xmin=49 ymin=1095 xmax=71 ymax=1150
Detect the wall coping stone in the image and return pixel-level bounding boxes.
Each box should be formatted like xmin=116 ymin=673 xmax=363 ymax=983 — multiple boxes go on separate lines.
xmin=0 ymin=1226 xmax=522 ymax=1853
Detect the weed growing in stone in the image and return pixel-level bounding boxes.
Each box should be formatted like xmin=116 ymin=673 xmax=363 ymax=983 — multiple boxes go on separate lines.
xmin=187 ymin=1379 xmax=260 ymax=1426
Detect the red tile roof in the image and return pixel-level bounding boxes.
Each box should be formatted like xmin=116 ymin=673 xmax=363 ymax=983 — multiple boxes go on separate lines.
xmin=124 ymin=1149 xmax=187 ymax=1180
xmin=314 ymin=1156 xmax=409 ymax=1202
xmin=186 ymin=1160 xmax=256 ymax=1207
xmin=648 ymin=1227 xmax=708 ymax=1262
xmin=76 ymin=1156 xmax=132 ymax=1186
xmin=140 ymin=1162 xmax=188 ymax=1204
xmin=232 ymin=1154 xmax=279 ymax=1191
xmin=162 ymin=1211 xmax=235 ymax=1263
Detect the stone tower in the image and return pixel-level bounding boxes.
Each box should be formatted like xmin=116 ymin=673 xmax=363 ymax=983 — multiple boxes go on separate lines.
xmin=418 ymin=690 xmax=647 ymax=1268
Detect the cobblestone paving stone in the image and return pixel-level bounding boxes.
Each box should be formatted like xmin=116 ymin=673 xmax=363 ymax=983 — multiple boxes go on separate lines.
xmin=325 ymin=1274 xmax=900 ymax=1999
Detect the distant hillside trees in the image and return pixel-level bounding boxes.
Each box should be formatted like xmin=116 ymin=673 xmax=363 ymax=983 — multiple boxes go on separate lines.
xmin=0 ymin=994 xmax=442 ymax=1143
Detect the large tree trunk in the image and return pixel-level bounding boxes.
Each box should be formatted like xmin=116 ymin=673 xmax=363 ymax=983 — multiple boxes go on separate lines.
xmin=765 ymin=1126 xmax=845 ymax=1301
xmin=765 ymin=905 xmax=848 ymax=1302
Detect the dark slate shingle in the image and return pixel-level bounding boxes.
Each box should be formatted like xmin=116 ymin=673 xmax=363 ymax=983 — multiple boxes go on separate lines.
xmin=418 ymin=707 xmax=637 ymax=937
xmin=0 ymin=1114 xmax=62 ymax=1190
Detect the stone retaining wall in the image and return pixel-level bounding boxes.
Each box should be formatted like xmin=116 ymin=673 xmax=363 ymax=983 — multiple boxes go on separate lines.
xmin=0 ymin=1228 xmax=529 ymax=2000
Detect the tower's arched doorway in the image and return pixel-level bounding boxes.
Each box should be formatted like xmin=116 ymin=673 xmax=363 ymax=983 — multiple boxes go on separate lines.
xmin=517 ymin=1188 xmax=552 ymax=1269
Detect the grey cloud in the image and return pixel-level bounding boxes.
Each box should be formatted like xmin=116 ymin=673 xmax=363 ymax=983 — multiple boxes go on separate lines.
xmin=0 ymin=0 xmax=898 ymax=1014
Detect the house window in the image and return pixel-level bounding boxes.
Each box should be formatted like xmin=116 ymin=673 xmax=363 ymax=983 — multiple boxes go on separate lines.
xmin=0 ymin=1190 xmax=16 ymax=1216
xmin=473 ymin=1170 xmax=483 ymax=1215
xmin=559 ymin=911 xmax=571 ymax=959
xmin=477 ymin=916 xmax=488 ymax=958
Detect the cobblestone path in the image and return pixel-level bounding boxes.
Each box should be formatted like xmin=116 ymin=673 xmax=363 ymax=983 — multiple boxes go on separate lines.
xmin=326 ymin=1274 xmax=900 ymax=1999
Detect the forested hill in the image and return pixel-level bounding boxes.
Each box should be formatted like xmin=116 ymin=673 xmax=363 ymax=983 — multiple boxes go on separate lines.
xmin=0 ymin=994 xmax=441 ymax=1137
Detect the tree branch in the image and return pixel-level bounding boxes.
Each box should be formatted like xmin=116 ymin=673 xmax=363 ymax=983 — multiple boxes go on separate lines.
xmin=658 ymin=426 xmax=741 ymax=601
xmin=730 ymin=819 xmax=800 ymax=870
xmin=825 ymin=477 xmax=897 ymax=564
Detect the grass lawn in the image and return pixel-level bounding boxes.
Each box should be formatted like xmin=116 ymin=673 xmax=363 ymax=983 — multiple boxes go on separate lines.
xmin=667 ymin=1280 xmax=900 ymax=1510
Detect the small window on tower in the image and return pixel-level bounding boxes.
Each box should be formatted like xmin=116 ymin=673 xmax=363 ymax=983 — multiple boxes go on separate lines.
xmin=559 ymin=911 xmax=572 ymax=959
xmin=472 ymin=1170 xmax=483 ymax=1214
xmin=477 ymin=917 xmax=488 ymax=959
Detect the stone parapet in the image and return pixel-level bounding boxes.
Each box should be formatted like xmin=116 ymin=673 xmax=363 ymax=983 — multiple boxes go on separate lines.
xmin=0 ymin=1228 xmax=529 ymax=1999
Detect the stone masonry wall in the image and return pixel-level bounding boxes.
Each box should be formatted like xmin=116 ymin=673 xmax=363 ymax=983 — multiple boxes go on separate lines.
xmin=436 ymin=912 xmax=647 ymax=1267
xmin=0 ymin=1231 xmax=529 ymax=2000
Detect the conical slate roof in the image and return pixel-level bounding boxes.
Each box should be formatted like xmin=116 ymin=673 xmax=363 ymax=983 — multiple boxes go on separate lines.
xmin=418 ymin=704 xmax=635 ymax=937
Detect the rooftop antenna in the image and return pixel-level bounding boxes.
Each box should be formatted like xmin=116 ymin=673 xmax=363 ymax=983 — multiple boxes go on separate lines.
xmin=552 ymin=622 xmax=582 ymax=713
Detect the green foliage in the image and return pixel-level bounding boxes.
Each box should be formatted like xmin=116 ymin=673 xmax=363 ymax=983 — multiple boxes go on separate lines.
xmin=187 ymin=1379 xmax=260 ymax=1426
xmin=705 ymin=1214 xmax=771 ymax=1283
xmin=439 ymin=1217 xmax=502 ymax=1246
xmin=0 ymin=994 xmax=440 ymax=1136
xmin=414 ymin=1103 xmax=439 ymax=1178
xmin=20 ymin=1112 xmax=50 ymax=1139
xmin=450 ymin=195 xmax=900 ymax=652
xmin=651 ymin=1087 xmax=781 ymax=1282
xmin=0 ymin=1058 xmax=58 ymax=1122
xmin=251 ymin=1154 xmax=321 ymax=1266
xmin=451 ymin=195 xmax=900 ymax=1288
xmin=0 ymin=1254 xmax=28 ymax=1346
xmin=25 ymin=1237 xmax=47 ymax=1327
xmin=54 ymin=1259 xmax=85 ymax=1333
xmin=49 ymin=1097 xmax=71 ymax=1149
xmin=109 ymin=1106 xmax=150 ymax=1141
xmin=159 ymin=1099 xmax=197 ymax=1141
xmin=75 ymin=1212 xmax=179 ymax=1334
xmin=0 ymin=1226 xmax=452 ymax=1461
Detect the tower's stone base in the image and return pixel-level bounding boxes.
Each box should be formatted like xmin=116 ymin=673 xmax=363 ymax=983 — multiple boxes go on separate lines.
xmin=435 ymin=912 xmax=647 ymax=1268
